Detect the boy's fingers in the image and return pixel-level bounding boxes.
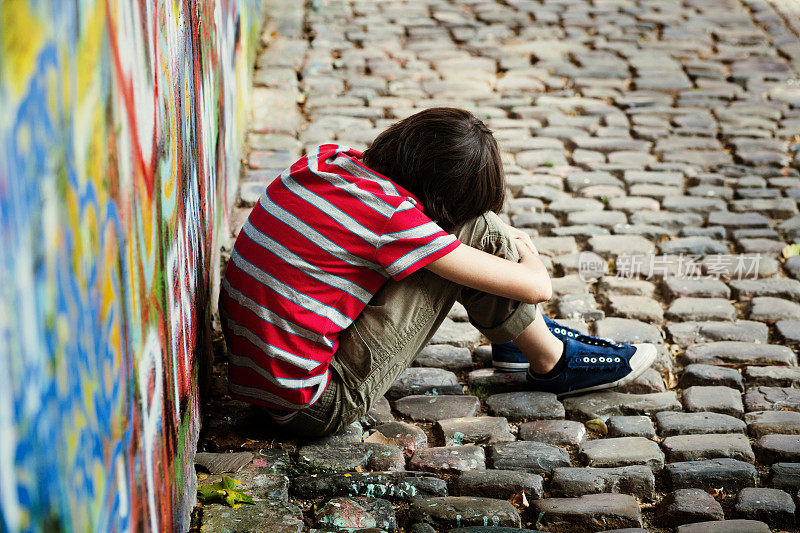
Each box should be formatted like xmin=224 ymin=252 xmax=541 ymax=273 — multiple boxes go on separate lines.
xmin=513 ymin=236 xmax=538 ymax=256
xmin=514 ymin=234 xmax=538 ymax=253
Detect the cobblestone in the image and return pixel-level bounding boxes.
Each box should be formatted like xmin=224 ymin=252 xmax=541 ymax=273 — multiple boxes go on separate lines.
xmin=745 ymin=386 xmax=800 ymax=411
xmin=666 ymin=297 xmax=737 ymax=321
xmin=314 ymin=497 xmax=396 ymax=532
xmin=485 ymin=391 xmax=564 ymax=421
xmin=550 ymin=465 xmax=656 ymax=500
xmin=487 ymin=441 xmax=571 ymax=475
xmin=663 ymin=433 xmax=755 ymax=463
xmin=679 ymin=364 xmax=744 ymax=390
xmin=308 ymin=422 xmax=363 ymax=447
xmin=297 ymin=445 xmax=371 ymax=473
xmin=291 ymin=471 xmax=447 ymax=501
xmin=656 ymin=489 xmax=724 ymax=527
xmin=667 ymin=321 xmax=769 ymax=346
xmin=746 ymin=410 xmax=800 ymax=438
xmin=606 ymin=416 xmax=656 ymax=439
xmin=677 ymin=521 xmax=771 ymax=533
xmin=771 ymin=462 xmax=800 ymax=492
xmin=745 ymin=365 xmax=800 ymax=387
xmin=755 ymin=434 xmax=800 ymax=463
xmin=665 ymin=458 xmax=757 ymax=492
xmin=363 ymin=445 xmax=406 ymax=472
xmin=607 ymin=295 xmax=664 ymax=322
xmin=579 ymin=437 xmax=665 ymax=472
xmin=656 ymin=411 xmax=746 ymax=436
xmin=386 ymin=367 xmax=463 ymax=400
xmin=372 ymin=421 xmax=427 ymax=456
xmin=410 ymin=446 xmax=486 ymax=474
xmin=202 ymin=499 xmax=304 ymax=533
xmin=681 ymin=341 xmax=797 ymax=366
xmin=456 ymin=470 xmax=544 ymax=501
xmin=563 ymin=391 xmax=681 ymax=421
xmin=734 ymin=488 xmax=796 ymax=528
xmin=437 ymin=416 xmax=515 ymax=446
xmin=467 ymin=368 xmax=528 ymax=395
xmin=682 ymin=386 xmax=744 ymax=418
xmin=532 ymin=494 xmax=643 ymax=531
xmin=394 ymin=395 xmax=480 ymax=422
xmin=595 ymin=318 xmax=663 ymax=345
xmin=518 ymin=419 xmax=587 ymax=446
xmin=664 ymin=277 xmax=731 ymax=299
xmin=750 ymin=296 xmax=800 ymax=321
xmin=776 ymin=319 xmax=800 ymax=345
xmin=414 ymin=345 xmax=473 ymax=372
xmin=409 ymin=496 xmax=521 ymax=529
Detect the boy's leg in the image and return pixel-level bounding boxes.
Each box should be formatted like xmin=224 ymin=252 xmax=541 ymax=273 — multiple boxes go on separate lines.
xmin=280 ymin=259 xmax=464 ymax=437
xmin=510 ymin=307 xmax=563 ymax=373
xmin=283 ymin=211 xmax=541 ymax=436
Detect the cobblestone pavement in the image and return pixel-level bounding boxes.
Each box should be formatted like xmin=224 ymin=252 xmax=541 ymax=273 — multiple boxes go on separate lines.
xmin=197 ymin=0 xmax=800 ymax=531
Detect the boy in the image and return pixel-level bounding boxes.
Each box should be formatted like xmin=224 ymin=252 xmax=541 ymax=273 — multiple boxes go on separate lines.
xmin=219 ymin=107 xmax=656 ymax=436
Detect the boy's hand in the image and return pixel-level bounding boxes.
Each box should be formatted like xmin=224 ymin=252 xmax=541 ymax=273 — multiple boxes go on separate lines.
xmin=426 ymin=222 xmax=553 ymax=304
xmin=504 ymin=223 xmax=539 ymax=256
xmin=513 ymin=236 xmax=539 ymax=259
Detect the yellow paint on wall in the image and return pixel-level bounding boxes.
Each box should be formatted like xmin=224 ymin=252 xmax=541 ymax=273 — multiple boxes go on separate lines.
xmin=77 ymin=1 xmax=106 ymax=101
xmin=65 ymin=189 xmax=81 ymax=265
xmin=0 ymin=0 xmax=45 ymax=95
xmin=89 ymin=109 xmax=107 ymax=198
xmin=84 ymin=205 xmax=98 ymax=267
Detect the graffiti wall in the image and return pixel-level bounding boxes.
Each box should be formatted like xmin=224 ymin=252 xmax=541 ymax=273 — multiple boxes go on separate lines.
xmin=0 ymin=0 xmax=263 ymax=531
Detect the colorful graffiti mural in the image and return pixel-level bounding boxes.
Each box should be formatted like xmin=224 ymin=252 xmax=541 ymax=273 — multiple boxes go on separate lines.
xmin=0 ymin=0 xmax=263 ymax=531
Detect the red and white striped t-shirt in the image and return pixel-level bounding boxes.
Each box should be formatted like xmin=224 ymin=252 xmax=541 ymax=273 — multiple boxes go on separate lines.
xmin=219 ymin=144 xmax=461 ymax=416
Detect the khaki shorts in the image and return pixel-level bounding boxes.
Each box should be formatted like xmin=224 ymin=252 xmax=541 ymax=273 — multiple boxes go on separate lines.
xmin=281 ymin=211 xmax=539 ymax=436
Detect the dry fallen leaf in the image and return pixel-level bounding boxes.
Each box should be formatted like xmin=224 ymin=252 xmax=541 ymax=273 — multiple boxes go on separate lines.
xmin=508 ymin=490 xmax=529 ymax=510
xmin=585 ymin=418 xmax=608 ymax=436
xmin=365 ymin=431 xmax=396 ymax=445
xmin=782 ymin=244 xmax=800 ymax=259
xmin=709 ymin=487 xmax=726 ymax=500
xmin=663 ymin=369 xmax=679 ymax=390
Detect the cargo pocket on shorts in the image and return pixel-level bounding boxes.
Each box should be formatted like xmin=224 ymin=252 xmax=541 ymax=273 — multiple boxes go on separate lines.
xmin=333 ymin=271 xmax=436 ymax=391
xmin=333 ymin=319 xmax=383 ymax=389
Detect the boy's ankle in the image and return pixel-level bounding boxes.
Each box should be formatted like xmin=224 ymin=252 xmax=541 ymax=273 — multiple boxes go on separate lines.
xmin=528 ymin=339 xmax=565 ymax=375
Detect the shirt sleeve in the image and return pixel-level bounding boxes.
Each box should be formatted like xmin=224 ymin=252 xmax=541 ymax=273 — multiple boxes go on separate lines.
xmin=376 ymin=200 xmax=461 ymax=280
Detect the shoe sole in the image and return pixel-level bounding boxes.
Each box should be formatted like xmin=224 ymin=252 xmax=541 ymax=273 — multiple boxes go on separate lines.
xmin=556 ymin=343 xmax=658 ymax=399
xmin=493 ymin=360 xmax=530 ymax=372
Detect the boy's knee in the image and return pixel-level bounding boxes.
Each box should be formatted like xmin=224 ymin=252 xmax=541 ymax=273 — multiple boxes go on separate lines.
xmin=454 ymin=211 xmax=518 ymax=259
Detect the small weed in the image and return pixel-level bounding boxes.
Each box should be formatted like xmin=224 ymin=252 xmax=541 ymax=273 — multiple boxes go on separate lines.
xmin=286 ymin=460 xmax=335 ymax=477
xmin=197 ymin=475 xmax=254 ymax=507
xmin=542 ymin=160 xmax=554 ymax=168
xmin=468 ymin=385 xmax=489 ymax=400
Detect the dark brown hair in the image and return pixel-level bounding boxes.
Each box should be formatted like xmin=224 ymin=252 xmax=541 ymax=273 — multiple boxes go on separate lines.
xmin=362 ymin=107 xmax=505 ymax=230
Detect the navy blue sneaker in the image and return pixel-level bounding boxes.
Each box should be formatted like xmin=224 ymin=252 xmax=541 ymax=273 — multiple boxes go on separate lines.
xmin=526 ymin=336 xmax=657 ymax=398
xmin=492 ymin=341 xmax=533 ymax=371
xmin=492 ymin=315 xmax=623 ymax=371
xmin=543 ymin=314 xmax=582 ymax=341
xmin=544 ymin=315 xmax=624 ymax=348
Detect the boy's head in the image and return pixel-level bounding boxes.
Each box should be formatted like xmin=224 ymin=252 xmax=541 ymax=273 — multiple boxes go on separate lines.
xmin=362 ymin=107 xmax=505 ymax=230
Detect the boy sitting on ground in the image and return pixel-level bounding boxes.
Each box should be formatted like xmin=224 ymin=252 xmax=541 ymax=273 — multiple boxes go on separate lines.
xmin=219 ymin=107 xmax=656 ymax=436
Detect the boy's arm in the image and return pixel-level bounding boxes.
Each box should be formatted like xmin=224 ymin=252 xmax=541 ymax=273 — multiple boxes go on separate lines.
xmin=425 ymin=230 xmax=552 ymax=304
